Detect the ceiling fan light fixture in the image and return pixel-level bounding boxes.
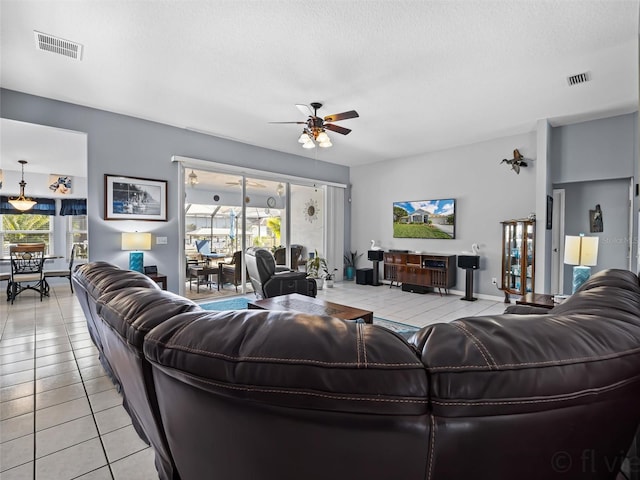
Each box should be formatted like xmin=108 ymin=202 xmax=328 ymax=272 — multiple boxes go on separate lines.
xmin=319 ymin=140 xmax=332 ymax=148
xmin=298 ymin=132 xmax=310 ymax=144
xmin=302 ymin=140 xmax=316 ymax=149
xmin=316 ymin=131 xmax=330 ymax=143
xmin=9 ymin=160 xmax=37 ymax=212
xmin=187 ymin=170 xmax=199 ymax=186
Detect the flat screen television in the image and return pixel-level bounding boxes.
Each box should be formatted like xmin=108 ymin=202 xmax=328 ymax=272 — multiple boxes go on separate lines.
xmin=393 ymin=199 xmax=456 ymax=239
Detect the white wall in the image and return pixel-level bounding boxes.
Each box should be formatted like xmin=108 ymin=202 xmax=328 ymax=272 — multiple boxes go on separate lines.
xmin=351 ymin=132 xmax=537 ymax=296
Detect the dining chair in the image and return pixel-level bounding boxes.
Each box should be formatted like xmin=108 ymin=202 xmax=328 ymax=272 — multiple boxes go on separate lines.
xmin=8 ymin=243 xmax=46 ymax=304
xmin=44 ymin=244 xmax=77 ymax=293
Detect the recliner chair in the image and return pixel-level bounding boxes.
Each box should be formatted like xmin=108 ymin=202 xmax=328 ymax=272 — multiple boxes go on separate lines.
xmin=245 ymin=247 xmax=316 ymax=299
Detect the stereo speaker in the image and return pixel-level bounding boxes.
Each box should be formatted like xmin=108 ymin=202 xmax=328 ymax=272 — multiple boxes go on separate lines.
xmin=368 ymin=250 xmax=384 ymax=261
xmin=457 ymin=255 xmax=480 ymax=269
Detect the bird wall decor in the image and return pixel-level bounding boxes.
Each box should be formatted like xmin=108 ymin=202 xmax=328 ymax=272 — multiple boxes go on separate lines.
xmin=500 ymin=149 xmax=528 ymax=174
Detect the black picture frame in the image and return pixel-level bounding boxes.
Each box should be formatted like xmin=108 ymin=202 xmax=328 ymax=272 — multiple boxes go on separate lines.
xmin=105 ymin=174 xmax=167 ymax=221
xmin=546 ymin=195 xmax=553 ymax=230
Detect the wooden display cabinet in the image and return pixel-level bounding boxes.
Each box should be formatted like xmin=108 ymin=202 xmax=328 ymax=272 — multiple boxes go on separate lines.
xmin=501 ymin=219 xmax=535 ymax=300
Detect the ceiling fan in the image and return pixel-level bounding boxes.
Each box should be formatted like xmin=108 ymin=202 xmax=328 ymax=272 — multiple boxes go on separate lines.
xmin=225 ymin=179 xmax=266 ymax=188
xmin=270 ymin=102 xmax=359 ymax=149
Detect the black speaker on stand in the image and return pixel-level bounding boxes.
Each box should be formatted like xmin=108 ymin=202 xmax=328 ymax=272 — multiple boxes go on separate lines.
xmin=457 ymin=255 xmax=480 ymax=301
xmin=368 ymin=250 xmax=384 ymax=286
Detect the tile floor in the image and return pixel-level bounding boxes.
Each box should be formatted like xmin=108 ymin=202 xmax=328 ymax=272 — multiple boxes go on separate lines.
xmin=0 ymin=278 xmax=506 ymax=479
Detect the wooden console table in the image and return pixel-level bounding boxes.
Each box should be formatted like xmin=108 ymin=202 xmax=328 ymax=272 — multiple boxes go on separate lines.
xmin=515 ymin=293 xmax=555 ymax=310
xmin=383 ymin=252 xmax=456 ymax=294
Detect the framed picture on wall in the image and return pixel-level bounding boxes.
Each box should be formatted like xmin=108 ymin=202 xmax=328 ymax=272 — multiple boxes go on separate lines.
xmin=105 ymin=174 xmax=167 ymax=221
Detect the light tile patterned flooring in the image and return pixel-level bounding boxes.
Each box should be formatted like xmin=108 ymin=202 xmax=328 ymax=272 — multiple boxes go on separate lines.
xmin=0 ymin=279 xmax=506 ymax=479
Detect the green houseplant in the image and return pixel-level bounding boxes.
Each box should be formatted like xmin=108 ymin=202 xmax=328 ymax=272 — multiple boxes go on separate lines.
xmin=307 ymin=250 xmax=328 ymax=289
xmin=343 ymin=251 xmax=362 ymax=281
xmin=324 ymin=268 xmax=338 ymax=288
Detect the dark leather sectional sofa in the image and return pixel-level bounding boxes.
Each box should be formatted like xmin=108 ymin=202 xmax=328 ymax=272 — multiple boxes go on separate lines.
xmin=73 ymin=262 xmax=640 ymax=480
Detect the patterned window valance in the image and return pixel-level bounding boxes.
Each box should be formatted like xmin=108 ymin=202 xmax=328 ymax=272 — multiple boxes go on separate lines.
xmin=0 ymin=196 xmax=56 ymax=215
xmin=59 ymin=198 xmax=87 ymax=216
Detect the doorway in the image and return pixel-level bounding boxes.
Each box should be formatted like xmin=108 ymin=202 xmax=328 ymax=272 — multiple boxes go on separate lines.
xmin=552 ymin=178 xmax=633 ymax=295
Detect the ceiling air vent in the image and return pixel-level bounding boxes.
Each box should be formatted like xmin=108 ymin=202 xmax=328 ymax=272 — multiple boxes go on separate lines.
xmin=34 ymin=31 xmax=83 ymax=60
xmin=567 ymin=72 xmax=590 ymax=86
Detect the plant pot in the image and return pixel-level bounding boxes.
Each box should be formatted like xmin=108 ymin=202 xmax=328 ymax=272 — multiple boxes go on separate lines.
xmin=326 ymin=279 xmax=334 ymax=288
xmin=345 ymin=266 xmax=355 ymax=281
xmin=313 ymin=277 xmax=324 ymax=290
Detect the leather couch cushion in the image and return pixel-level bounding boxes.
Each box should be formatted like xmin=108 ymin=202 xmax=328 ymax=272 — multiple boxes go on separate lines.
xmin=97 ymin=287 xmax=200 ymax=348
xmin=410 ymin=268 xmax=640 ymax=416
xmin=144 ymin=310 xmax=428 ymax=415
xmin=74 ymin=262 xmax=160 ymax=300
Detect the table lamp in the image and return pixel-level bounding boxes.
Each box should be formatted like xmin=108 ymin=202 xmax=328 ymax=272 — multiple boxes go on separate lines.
xmin=121 ymin=232 xmax=152 ymax=273
xmin=564 ymin=234 xmax=599 ymax=293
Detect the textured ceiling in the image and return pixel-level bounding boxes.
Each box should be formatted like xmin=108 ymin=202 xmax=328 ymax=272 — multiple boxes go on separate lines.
xmin=1 ymin=0 xmax=638 ymax=168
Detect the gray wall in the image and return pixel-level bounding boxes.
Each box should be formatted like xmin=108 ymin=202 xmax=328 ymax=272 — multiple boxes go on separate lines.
xmin=551 ymin=113 xmax=638 ymax=184
xmin=550 ymin=112 xmax=638 ymax=279
xmin=1 ymin=89 xmax=350 ymax=292
xmin=559 ymin=178 xmax=631 ymax=294
xmin=350 ymin=131 xmax=538 ymax=297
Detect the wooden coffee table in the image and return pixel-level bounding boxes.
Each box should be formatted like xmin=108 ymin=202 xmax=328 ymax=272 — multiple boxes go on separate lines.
xmin=248 ymin=293 xmax=374 ymax=324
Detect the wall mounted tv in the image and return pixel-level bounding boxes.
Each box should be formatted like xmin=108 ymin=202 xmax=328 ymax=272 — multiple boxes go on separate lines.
xmin=393 ymin=199 xmax=456 ymax=239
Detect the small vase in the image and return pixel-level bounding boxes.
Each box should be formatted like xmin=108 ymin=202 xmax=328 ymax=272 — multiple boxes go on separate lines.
xmin=314 ymin=277 xmax=324 ymax=290
xmin=345 ymin=266 xmax=355 ymax=280
xmin=326 ymin=279 xmax=334 ymax=288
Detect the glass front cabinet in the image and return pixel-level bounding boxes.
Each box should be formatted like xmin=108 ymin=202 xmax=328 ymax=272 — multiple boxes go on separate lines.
xmin=501 ymin=219 xmax=535 ymax=298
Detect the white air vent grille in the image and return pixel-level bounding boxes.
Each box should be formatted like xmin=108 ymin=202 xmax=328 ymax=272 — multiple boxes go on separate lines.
xmin=34 ymin=31 xmax=83 ymax=60
xmin=567 ymin=72 xmax=590 ymax=86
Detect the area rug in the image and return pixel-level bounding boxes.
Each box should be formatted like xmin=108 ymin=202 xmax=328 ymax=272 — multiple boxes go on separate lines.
xmin=199 ymin=297 xmax=420 ymax=336
xmin=200 ymin=297 xmax=251 ymax=311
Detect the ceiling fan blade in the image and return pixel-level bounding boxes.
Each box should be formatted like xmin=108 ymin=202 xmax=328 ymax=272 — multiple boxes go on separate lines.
xmin=324 ymin=123 xmax=352 ymax=135
xmin=324 ymin=110 xmax=359 ymax=122
xmin=296 ymin=104 xmax=313 ymax=117
xmin=268 ymin=121 xmax=307 ymax=124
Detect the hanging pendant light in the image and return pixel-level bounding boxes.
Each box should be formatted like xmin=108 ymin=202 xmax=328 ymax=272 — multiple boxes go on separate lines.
xmin=187 ymin=170 xmax=199 ymax=186
xmin=9 ymin=160 xmax=37 ymax=212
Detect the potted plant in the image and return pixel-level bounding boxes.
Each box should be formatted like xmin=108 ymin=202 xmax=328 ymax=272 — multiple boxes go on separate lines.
xmin=324 ymin=268 xmax=338 ymax=288
xmin=343 ymin=251 xmax=362 ymax=281
xmin=307 ymin=250 xmax=328 ymax=290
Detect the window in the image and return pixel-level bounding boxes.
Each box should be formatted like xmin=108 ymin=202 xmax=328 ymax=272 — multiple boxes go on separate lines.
xmin=68 ymin=215 xmax=88 ymax=260
xmin=1 ymin=214 xmax=53 ymax=256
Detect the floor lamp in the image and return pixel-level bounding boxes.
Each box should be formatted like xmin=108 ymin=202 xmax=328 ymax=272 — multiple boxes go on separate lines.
xmin=564 ymin=234 xmax=599 ymax=293
xmin=121 ymin=232 xmax=152 ymax=273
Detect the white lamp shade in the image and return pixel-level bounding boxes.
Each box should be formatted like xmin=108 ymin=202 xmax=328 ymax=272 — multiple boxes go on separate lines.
xmin=121 ymin=232 xmax=152 ymax=251
xmin=564 ymin=235 xmax=599 ymax=266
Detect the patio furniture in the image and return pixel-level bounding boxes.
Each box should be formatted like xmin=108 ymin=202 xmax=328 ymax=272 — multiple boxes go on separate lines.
xmin=273 ymin=245 xmax=304 ymax=270
xmin=189 ymin=265 xmax=220 ymax=293
xmin=195 ymin=240 xmax=226 ymax=265
xmin=219 ymin=251 xmax=243 ymax=292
